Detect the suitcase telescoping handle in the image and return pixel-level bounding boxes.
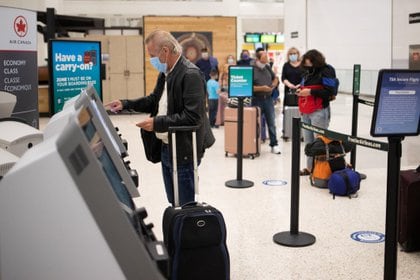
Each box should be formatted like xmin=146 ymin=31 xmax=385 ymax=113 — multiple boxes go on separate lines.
xmin=168 ymin=126 xmax=199 ymax=207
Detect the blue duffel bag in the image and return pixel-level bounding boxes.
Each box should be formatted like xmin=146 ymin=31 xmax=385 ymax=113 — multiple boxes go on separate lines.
xmin=328 ymin=168 xmax=361 ymax=199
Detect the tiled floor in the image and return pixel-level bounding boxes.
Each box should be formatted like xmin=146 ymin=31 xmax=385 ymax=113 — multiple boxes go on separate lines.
xmin=41 ymin=93 xmax=420 ymax=279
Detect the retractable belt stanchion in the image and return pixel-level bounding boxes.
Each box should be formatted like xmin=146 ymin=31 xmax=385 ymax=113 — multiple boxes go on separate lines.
xmin=350 ymin=64 xmax=361 ymax=169
xmin=383 ymin=137 xmax=402 ymax=280
xmin=225 ymin=97 xmax=254 ymax=188
xmin=273 ymin=117 xmax=316 ymax=247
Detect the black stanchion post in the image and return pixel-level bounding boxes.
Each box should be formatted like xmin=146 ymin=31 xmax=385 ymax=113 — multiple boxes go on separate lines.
xmin=225 ymin=97 xmax=254 ymax=188
xmin=383 ymin=137 xmax=402 ymax=280
xmin=273 ymin=118 xmax=316 ymax=247
xmin=350 ymin=64 xmax=361 ymax=169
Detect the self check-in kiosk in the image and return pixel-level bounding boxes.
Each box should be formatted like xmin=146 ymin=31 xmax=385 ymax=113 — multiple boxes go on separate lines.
xmin=0 ymin=91 xmax=17 ymax=118
xmin=0 ymin=120 xmax=43 ymax=157
xmin=64 ymin=85 xmax=128 ymax=158
xmin=0 ymin=148 xmax=19 ymax=179
xmin=0 ymin=104 xmax=166 ymax=279
xmin=44 ymin=86 xmax=139 ymax=198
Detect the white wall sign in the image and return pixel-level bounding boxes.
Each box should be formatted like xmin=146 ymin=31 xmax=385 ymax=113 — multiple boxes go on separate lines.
xmin=0 ymin=6 xmax=38 ymax=127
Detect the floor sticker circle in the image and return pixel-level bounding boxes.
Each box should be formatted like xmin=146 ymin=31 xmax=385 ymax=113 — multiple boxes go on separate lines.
xmin=351 ymin=231 xmax=385 ymax=243
xmin=262 ymin=180 xmax=288 ymax=186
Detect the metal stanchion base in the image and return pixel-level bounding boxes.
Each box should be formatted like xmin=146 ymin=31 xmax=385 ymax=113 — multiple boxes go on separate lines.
xmin=273 ymin=231 xmax=316 ymax=247
xmin=225 ymin=179 xmax=254 ymax=189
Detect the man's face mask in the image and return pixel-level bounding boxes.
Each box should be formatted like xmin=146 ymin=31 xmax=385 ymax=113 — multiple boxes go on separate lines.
xmin=150 ymin=49 xmax=167 ymax=73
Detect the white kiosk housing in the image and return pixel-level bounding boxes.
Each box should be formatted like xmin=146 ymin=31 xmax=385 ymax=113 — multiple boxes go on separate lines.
xmin=0 ymin=104 xmax=165 ymax=279
xmin=0 ymin=120 xmax=43 ymax=157
xmin=0 ymin=90 xmax=17 ymax=118
xmin=43 ymin=87 xmax=139 ymax=198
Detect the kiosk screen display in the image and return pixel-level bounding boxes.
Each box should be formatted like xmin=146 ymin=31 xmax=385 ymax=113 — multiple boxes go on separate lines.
xmin=228 ymin=66 xmax=254 ymax=98
xmin=88 ymin=93 xmax=123 ymax=156
xmin=371 ymin=69 xmax=420 ymax=137
xmin=78 ymin=108 xmax=136 ymax=218
xmin=49 ymin=40 xmax=102 ymax=114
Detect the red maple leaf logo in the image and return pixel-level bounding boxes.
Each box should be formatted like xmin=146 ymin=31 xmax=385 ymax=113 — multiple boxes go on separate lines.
xmin=16 ymin=19 xmax=26 ymax=33
xmin=14 ymin=16 xmax=28 ymax=37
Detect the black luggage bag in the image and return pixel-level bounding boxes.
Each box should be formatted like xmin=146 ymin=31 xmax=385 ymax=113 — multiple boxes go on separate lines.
xmin=162 ymin=126 xmax=230 ymax=280
xmin=398 ymin=168 xmax=420 ymax=252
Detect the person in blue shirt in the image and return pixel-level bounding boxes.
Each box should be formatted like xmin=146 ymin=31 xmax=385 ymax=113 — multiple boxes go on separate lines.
xmin=207 ymin=69 xmax=220 ymax=128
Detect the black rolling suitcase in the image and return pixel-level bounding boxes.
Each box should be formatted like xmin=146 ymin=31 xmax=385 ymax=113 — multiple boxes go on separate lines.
xmin=398 ymin=167 xmax=420 ymax=252
xmin=162 ymin=126 xmax=230 ymax=280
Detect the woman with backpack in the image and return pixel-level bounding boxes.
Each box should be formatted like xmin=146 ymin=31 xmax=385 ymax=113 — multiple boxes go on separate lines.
xmin=296 ymin=49 xmax=337 ymax=176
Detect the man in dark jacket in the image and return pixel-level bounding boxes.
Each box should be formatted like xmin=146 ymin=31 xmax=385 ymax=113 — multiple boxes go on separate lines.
xmin=106 ymin=30 xmax=215 ymax=206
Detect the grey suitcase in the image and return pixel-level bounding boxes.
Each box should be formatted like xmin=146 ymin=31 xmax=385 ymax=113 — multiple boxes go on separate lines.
xmin=282 ymin=106 xmax=300 ymax=141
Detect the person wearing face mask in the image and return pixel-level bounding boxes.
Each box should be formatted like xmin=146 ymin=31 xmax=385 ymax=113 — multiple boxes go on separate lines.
xmin=252 ymin=48 xmax=281 ymax=154
xmin=295 ymin=49 xmax=335 ymax=176
xmin=280 ymin=47 xmax=303 ymax=140
xmin=216 ymin=54 xmax=236 ymax=126
xmin=237 ymin=49 xmax=253 ymax=66
xmin=195 ymin=47 xmax=219 ymax=81
xmin=281 ymin=47 xmax=302 ymax=108
xmin=105 ymin=30 xmax=215 ymax=206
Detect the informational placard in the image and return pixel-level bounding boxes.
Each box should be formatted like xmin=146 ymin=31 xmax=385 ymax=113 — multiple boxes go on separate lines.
xmin=371 ymin=69 xmax=420 ymax=137
xmin=0 ymin=6 xmax=38 ymax=127
xmin=48 ymin=40 xmax=102 ymax=114
xmin=228 ymin=66 xmax=253 ymax=98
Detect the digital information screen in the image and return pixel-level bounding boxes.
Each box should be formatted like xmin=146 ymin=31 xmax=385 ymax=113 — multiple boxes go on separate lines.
xmin=245 ymin=33 xmax=260 ymax=43
xmin=371 ymin=69 xmax=420 ymax=137
xmin=49 ymin=40 xmax=102 ymax=114
xmin=228 ymin=66 xmax=253 ymax=98
xmin=260 ymin=34 xmax=275 ymax=43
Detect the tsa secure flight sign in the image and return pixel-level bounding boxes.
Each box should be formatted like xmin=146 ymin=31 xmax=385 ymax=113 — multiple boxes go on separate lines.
xmin=0 ymin=6 xmax=38 ymax=127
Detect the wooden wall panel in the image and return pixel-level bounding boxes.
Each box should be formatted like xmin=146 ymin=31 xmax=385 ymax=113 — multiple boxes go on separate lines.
xmin=143 ymin=16 xmax=237 ymax=95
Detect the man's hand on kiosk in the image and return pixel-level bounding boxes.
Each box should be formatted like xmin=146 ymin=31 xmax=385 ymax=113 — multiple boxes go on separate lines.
xmin=104 ymin=100 xmax=123 ymax=113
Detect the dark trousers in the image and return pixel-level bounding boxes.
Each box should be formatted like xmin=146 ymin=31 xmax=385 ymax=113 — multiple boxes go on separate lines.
xmin=161 ymin=144 xmax=199 ymax=206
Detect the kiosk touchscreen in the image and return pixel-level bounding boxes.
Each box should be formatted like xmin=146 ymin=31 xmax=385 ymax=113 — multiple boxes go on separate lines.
xmin=0 ymin=106 xmax=164 ymax=280
xmin=371 ymin=69 xmax=420 ymax=137
xmin=44 ymin=89 xmax=139 ymax=197
xmin=81 ymin=86 xmax=128 ymax=158
xmin=228 ymin=65 xmax=254 ymax=98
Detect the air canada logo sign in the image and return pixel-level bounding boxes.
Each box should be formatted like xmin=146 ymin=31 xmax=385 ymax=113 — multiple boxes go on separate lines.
xmin=14 ymin=15 xmax=28 ymax=37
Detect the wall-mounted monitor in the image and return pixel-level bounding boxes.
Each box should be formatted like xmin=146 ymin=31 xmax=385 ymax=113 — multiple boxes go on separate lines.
xmin=275 ymin=34 xmax=285 ymax=43
xmin=260 ymin=34 xmax=275 ymax=43
xmin=48 ymin=39 xmax=102 ymax=114
xmin=228 ymin=66 xmax=254 ymax=98
xmin=244 ymin=33 xmax=260 ymax=43
xmin=370 ymin=69 xmax=420 ymax=137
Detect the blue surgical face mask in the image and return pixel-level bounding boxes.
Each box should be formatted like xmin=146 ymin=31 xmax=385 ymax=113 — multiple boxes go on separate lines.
xmin=289 ymin=54 xmax=298 ymax=62
xmin=150 ymin=54 xmax=167 ymax=73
